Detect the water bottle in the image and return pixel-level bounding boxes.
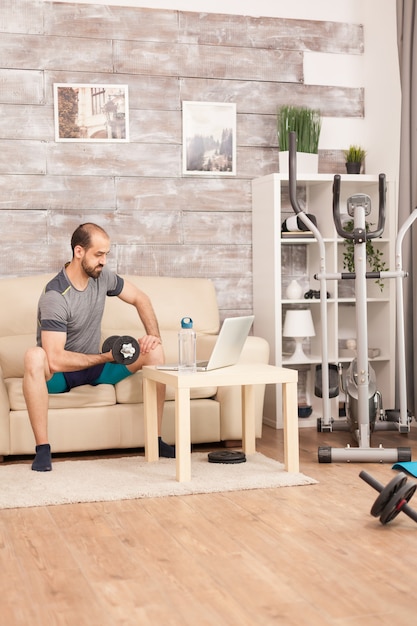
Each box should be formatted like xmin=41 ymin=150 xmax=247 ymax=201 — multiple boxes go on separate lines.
xmin=178 ymin=317 xmax=196 ymax=373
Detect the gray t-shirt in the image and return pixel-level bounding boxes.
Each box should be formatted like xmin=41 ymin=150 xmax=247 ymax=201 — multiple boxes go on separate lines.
xmin=37 ymin=265 xmax=124 ymax=354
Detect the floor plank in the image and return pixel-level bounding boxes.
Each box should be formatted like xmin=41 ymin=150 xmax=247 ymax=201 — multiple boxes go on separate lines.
xmin=1 ymin=425 xmax=417 ymax=625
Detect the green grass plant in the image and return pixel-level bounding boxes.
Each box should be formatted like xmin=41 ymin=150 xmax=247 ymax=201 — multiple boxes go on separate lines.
xmin=277 ymin=105 xmax=321 ymax=154
xmin=343 ymin=145 xmax=366 ymax=163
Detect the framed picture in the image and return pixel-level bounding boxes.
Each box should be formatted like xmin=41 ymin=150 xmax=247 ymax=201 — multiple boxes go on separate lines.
xmin=54 ymin=83 xmax=129 ymax=142
xmin=182 ymin=101 xmax=236 ymax=175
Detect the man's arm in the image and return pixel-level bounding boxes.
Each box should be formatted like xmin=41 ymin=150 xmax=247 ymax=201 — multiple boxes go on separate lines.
xmin=41 ymin=330 xmax=113 ymax=374
xmin=117 ymin=279 xmax=162 ymax=354
xmin=117 ymin=280 xmax=161 ymax=338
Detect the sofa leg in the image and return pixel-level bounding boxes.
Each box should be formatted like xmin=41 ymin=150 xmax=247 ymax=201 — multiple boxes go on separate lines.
xmin=0 ymin=455 xmax=4 ymax=463
xmin=223 ymin=439 xmax=242 ymax=448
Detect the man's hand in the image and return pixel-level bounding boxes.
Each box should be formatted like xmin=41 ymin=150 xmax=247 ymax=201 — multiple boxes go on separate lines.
xmin=138 ymin=335 xmax=162 ymax=354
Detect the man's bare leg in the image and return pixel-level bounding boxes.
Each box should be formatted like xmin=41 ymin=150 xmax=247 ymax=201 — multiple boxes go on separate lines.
xmin=22 ymin=347 xmax=52 ymax=471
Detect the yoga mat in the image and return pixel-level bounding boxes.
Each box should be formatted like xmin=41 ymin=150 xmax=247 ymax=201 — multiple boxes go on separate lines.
xmin=392 ymin=461 xmax=417 ymax=477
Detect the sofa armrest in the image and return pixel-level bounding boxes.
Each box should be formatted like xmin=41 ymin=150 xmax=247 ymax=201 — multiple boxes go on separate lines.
xmin=238 ymin=335 xmax=270 ymax=364
xmin=197 ymin=334 xmax=270 ymax=363
xmin=196 ymin=333 xmax=218 ymax=361
xmin=0 ymin=366 xmax=11 ymax=456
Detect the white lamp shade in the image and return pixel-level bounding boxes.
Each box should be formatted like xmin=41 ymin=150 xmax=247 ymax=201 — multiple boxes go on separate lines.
xmin=283 ymin=309 xmax=315 ymax=338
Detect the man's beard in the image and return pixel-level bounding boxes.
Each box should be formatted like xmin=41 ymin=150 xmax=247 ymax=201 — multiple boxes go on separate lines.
xmin=82 ymin=258 xmax=103 ymax=279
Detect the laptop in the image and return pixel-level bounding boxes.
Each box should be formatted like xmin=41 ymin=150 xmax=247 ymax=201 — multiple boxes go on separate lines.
xmin=156 ymin=315 xmax=254 ymax=372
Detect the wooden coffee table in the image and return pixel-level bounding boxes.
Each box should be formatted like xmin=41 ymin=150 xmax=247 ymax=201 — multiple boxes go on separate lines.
xmin=142 ymin=363 xmax=298 ymax=482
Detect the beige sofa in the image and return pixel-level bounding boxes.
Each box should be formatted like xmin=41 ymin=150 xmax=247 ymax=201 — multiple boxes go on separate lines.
xmin=0 ymin=274 xmax=270 ymax=459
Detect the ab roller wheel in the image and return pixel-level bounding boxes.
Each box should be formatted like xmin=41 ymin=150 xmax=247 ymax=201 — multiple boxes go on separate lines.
xmin=360 ymin=470 xmax=417 ymax=525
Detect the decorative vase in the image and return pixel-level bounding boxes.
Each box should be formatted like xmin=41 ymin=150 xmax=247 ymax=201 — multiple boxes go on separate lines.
xmin=346 ymin=162 xmax=361 ymax=174
xmin=285 ymin=279 xmax=303 ymax=299
xmin=279 ymin=151 xmax=319 ymax=175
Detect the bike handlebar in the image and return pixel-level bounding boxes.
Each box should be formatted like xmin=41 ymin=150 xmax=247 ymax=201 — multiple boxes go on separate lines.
xmin=333 ymin=173 xmax=386 ymax=240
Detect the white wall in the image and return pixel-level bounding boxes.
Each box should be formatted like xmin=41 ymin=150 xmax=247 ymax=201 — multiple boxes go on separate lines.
xmin=50 ymin=0 xmax=401 ymax=178
xmin=48 ymin=0 xmax=376 ymax=21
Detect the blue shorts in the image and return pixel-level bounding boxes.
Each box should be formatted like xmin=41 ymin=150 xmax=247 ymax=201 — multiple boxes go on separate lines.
xmin=47 ymin=363 xmax=133 ymax=394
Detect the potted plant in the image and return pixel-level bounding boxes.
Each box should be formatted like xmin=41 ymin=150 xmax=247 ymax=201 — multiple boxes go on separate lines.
xmin=277 ymin=105 xmax=322 ymax=174
xmin=342 ymin=220 xmax=386 ymax=290
xmin=343 ymin=145 xmax=366 ymax=174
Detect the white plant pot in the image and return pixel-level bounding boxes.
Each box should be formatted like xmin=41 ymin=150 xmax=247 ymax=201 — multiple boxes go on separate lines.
xmin=279 ymin=151 xmax=319 ymax=175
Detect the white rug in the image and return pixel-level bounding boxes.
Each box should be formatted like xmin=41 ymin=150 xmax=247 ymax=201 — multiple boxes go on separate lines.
xmin=0 ymin=452 xmax=317 ymax=510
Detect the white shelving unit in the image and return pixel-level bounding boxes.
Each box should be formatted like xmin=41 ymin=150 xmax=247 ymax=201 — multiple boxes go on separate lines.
xmin=252 ymin=173 xmax=396 ymax=429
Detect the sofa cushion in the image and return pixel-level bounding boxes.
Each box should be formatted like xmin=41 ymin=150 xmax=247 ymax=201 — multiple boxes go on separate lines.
xmin=6 ymin=373 xmax=217 ymax=411
xmin=0 ymin=274 xmax=54 ymax=336
xmin=6 ymin=378 xmax=117 ymax=411
xmin=101 ymin=330 xmax=180 ymax=365
xmin=114 ymin=371 xmax=217 ymax=403
xmin=0 ymin=335 xmax=35 ymax=378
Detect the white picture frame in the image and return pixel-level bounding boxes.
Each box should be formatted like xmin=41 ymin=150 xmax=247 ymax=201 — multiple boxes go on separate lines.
xmin=182 ymin=101 xmax=236 ymax=175
xmin=54 ymin=83 xmax=129 ymax=142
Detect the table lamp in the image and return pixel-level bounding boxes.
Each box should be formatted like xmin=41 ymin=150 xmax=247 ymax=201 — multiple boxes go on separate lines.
xmin=283 ymin=309 xmax=315 ymax=362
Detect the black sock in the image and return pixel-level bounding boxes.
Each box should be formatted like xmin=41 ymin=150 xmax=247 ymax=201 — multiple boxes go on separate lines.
xmin=32 ymin=443 xmax=52 ymax=472
xmin=158 ymin=437 xmax=175 ymax=458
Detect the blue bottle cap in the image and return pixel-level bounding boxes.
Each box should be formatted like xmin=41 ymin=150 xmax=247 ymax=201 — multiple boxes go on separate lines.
xmin=181 ymin=317 xmax=193 ymax=329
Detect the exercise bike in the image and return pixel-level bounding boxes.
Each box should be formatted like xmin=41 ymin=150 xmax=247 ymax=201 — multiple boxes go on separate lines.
xmin=287 ymin=131 xmax=417 ymax=463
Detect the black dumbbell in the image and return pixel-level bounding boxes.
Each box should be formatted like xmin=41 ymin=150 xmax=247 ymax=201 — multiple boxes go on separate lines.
xmin=359 ymin=470 xmax=417 ymax=525
xmin=102 ymin=335 xmax=140 ymax=365
xmin=304 ymin=289 xmax=330 ymax=299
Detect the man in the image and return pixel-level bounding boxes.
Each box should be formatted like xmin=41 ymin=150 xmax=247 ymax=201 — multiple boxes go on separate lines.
xmin=23 ymin=222 xmax=174 ymax=471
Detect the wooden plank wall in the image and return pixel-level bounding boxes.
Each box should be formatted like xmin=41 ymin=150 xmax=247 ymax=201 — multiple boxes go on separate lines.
xmin=0 ymin=0 xmax=364 ymax=320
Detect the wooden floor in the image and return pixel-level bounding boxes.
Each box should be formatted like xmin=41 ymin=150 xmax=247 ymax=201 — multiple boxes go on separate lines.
xmin=2 ymin=424 xmax=417 ymax=625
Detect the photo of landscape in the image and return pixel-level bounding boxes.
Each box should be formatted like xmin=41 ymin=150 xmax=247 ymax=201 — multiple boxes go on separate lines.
xmin=182 ymin=101 xmax=236 ymax=175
